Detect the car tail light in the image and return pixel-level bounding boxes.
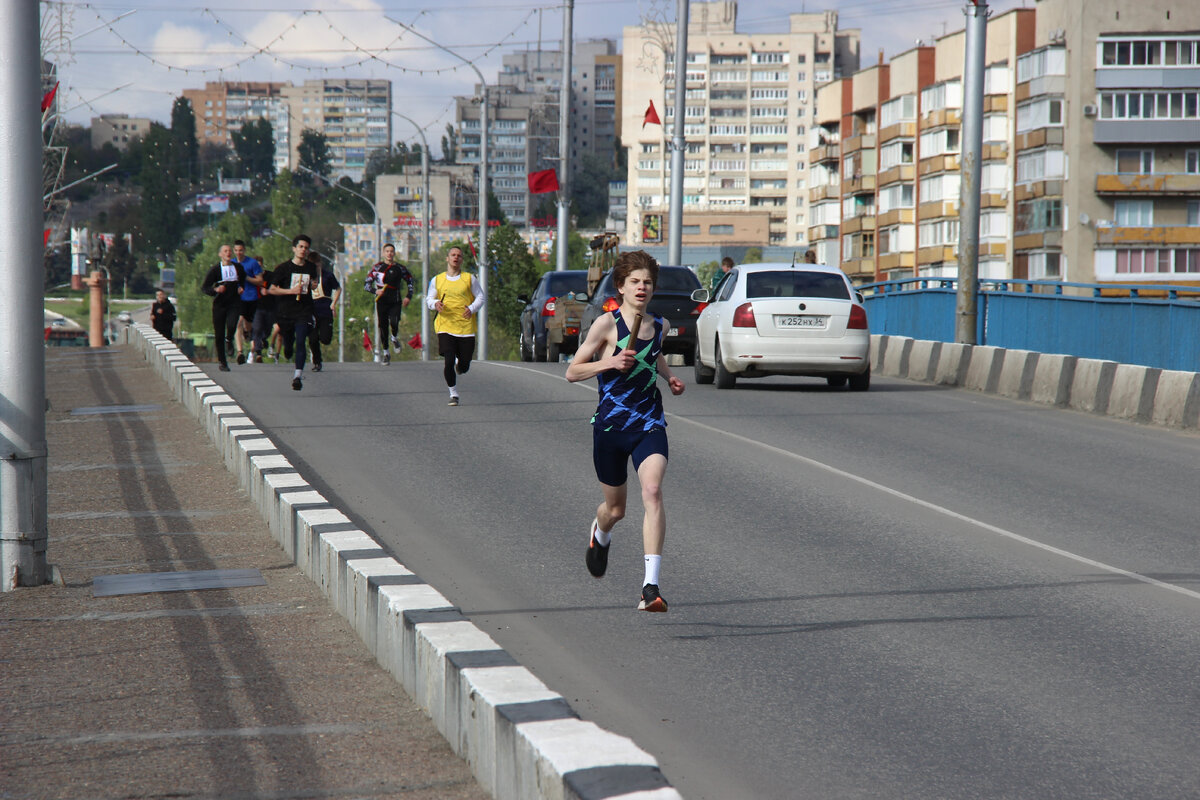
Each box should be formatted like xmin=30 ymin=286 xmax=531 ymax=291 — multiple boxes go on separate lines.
xmin=566 ymin=327 xmax=579 ymax=336
xmin=541 ymin=297 xmax=556 ymax=316
xmin=732 ymin=302 xmax=756 ymax=328
xmin=848 ymin=304 xmax=868 ymax=330
xmin=601 ymin=296 xmax=620 ymax=312
xmin=691 ymin=302 xmax=708 ymax=315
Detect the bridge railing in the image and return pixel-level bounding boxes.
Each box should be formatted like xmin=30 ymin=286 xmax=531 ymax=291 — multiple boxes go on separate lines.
xmin=859 ymin=277 xmax=1200 ymax=372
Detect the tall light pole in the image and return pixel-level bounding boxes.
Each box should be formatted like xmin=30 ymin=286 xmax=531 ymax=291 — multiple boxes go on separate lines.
xmin=956 ymin=0 xmax=988 ymax=344
xmin=555 ymin=0 xmax=574 ymax=272
xmin=667 ymin=0 xmax=689 ymax=267
xmin=385 ymin=17 xmax=489 ymax=359
xmin=392 ymin=111 xmax=433 ymax=362
xmin=1 ymin=0 xmax=48 ymax=589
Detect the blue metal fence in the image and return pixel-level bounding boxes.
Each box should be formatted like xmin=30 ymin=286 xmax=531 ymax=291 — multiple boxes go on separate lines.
xmin=860 ymin=278 xmax=1200 ymax=372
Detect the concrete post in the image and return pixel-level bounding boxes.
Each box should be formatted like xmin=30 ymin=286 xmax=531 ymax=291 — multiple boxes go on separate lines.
xmin=667 ymin=0 xmax=689 ymax=266
xmin=556 ymin=0 xmax=574 ymax=272
xmin=956 ymin=0 xmax=988 ymax=344
xmin=0 ymin=0 xmax=48 ymax=589
xmin=421 ymin=144 xmax=431 ymax=361
xmin=87 ymin=271 xmax=106 ymax=348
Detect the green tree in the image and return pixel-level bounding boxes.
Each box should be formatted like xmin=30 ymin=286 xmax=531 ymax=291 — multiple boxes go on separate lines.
xmin=548 ymin=230 xmax=590 ymax=270
xmin=139 ymin=123 xmax=181 ymax=255
xmin=486 ymin=190 xmax=509 ymax=226
xmin=231 ymin=118 xmax=276 ymax=188
xmin=572 ymin=152 xmax=620 ymax=228
xmin=257 ymin=169 xmax=305 ymax=267
xmin=440 ymin=123 xmax=457 ymax=164
xmin=743 ymin=246 xmax=764 ymax=264
xmin=170 ymin=96 xmax=199 ymax=184
xmin=484 ymin=224 xmax=539 ymax=337
xmin=297 ymin=128 xmax=331 ymax=180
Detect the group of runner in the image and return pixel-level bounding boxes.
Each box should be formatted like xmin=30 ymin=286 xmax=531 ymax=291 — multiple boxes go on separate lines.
xmin=201 ymin=237 xmax=679 ymax=611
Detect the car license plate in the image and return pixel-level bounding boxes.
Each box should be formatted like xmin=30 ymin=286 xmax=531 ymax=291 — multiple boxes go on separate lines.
xmin=665 ymin=326 xmax=680 ymax=336
xmin=776 ymin=315 xmax=826 ymax=328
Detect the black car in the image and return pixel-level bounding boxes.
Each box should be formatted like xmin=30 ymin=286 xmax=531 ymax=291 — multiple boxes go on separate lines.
xmin=518 ymin=269 xmax=589 ymax=362
xmin=577 ymin=266 xmax=703 ymax=365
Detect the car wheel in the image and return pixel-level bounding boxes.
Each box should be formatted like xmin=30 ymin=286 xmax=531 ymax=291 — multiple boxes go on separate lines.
xmin=848 ymin=366 xmax=871 ymax=392
xmin=826 ymin=376 xmax=847 ymax=388
xmin=694 ymin=341 xmax=714 ymax=384
xmin=714 ymin=339 xmax=736 ymax=390
xmin=534 ymin=338 xmax=547 ymax=362
xmin=548 ymin=341 xmax=561 ymax=362
xmin=520 ymin=329 xmax=532 ymax=362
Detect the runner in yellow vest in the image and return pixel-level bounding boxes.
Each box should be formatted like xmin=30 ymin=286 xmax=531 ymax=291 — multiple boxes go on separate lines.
xmin=425 ymin=245 xmax=486 ymax=406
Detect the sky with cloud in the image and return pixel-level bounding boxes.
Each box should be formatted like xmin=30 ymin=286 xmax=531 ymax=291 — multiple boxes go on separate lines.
xmin=48 ymin=0 xmax=1029 ymax=156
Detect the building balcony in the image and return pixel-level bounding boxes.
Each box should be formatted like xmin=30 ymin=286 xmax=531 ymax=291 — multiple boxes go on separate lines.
xmin=841 ymin=215 xmax=876 ymax=234
xmin=877 ymin=208 xmax=915 ymax=227
xmin=810 ymin=143 xmax=840 ymax=163
xmin=844 ymin=174 xmax=876 ymax=194
xmin=918 ymin=200 xmax=958 ymax=219
xmin=842 ymin=133 xmax=876 ymax=154
xmin=878 ymin=122 xmax=916 ymax=143
xmin=983 ymin=142 xmax=1009 ymax=160
xmin=877 ymin=252 xmax=915 ymax=273
xmin=921 ymin=108 xmax=961 ymax=129
xmin=1095 ymin=173 xmax=1200 ymax=196
xmin=841 ymin=257 xmax=876 ymax=280
xmin=918 ymin=245 xmax=957 ymax=264
xmin=1015 ymin=128 xmax=1064 ymax=151
xmin=809 ymin=184 xmax=840 ymax=203
xmin=877 ymin=164 xmax=915 ymax=186
xmin=1014 ymin=231 xmax=1063 ymax=251
xmin=918 ymin=154 xmax=960 ymax=175
xmin=982 ymin=192 xmax=1009 ymax=209
xmin=984 ymin=95 xmax=1008 ymax=113
xmin=1014 ymin=180 xmax=1064 ymax=202
xmin=808 ymin=223 xmax=839 ymax=241
xmin=1094 ymin=119 xmax=1200 ymax=144
xmin=1095 ymin=226 xmax=1200 ymax=246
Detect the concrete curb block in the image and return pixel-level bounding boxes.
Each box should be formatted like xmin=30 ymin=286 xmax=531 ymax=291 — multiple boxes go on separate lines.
xmin=881 ymin=336 xmax=912 ymax=378
xmin=1068 ymin=358 xmax=1118 ymax=415
xmin=1107 ymin=364 xmax=1161 ymax=422
xmin=964 ymin=346 xmax=1004 ymax=393
xmin=933 ymin=343 xmax=973 ymax=386
xmin=125 ymin=323 xmax=682 ymax=800
xmin=1030 ymin=354 xmax=1077 ymax=407
xmin=1151 ymin=371 xmax=1200 ymax=429
xmin=906 ymin=340 xmax=943 ymax=383
xmin=996 ymin=349 xmax=1039 ymax=401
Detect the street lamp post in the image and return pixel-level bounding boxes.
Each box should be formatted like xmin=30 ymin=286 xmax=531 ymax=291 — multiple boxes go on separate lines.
xmin=392 ymin=111 xmax=432 ymax=362
xmin=385 ymin=17 xmax=489 ymax=360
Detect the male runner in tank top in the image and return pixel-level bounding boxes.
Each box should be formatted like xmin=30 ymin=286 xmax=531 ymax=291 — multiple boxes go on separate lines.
xmin=565 ymin=250 xmax=685 ymax=612
xmin=425 ymin=245 xmax=485 ymax=406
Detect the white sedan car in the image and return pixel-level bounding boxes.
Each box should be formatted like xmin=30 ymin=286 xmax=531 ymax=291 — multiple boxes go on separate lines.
xmin=692 ymin=262 xmax=871 ymax=390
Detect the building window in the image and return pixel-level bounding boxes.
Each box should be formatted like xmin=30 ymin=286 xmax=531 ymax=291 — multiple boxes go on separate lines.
xmin=880 ymin=95 xmax=916 ymax=127
xmin=1100 ymin=38 xmax=1200 ymax=68
xmin=878 ymin=183 xmax=914 ymax=213
xmin=920 ymin=81 xmax=962 ymax=113
xmin=1116 ymin=149 xmax=1154 ymax=174
xmin=919 ymin=128 xmax=960 ymax=156
xmin=1100 ymin=90 xmax=1200 ymax=120
xmin=1112 ymin=248 xmax=1200 ymax=275
xmin=1016 ymin=98 xmax=1063 ymax=132
xmin=1114 ymin=200 xmax=1154 ymax=226
xmin=1018 ymin=47 xmax=1067 ymax=81
xmin=1189 ymin=201 xmax=1200 ymax=227
xmin=1016 ymin=198 xmax=1063 ymax=233
xmin=880 ymin=140 xmax=914 ymax=169
xmin=1186 ymin=150 xmax=1199 ymax=173
xmin=1016 ymin=149 xmax=1065 ymax=183
xmin=1027 ymin=251 xmax=1062 ymax=279
xmin=710 ymin=224 xmax=734 ymax=235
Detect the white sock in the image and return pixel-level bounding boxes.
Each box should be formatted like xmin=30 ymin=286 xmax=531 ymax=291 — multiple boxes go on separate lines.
xmin=293 ymin=369 xmax=302 ymax=379
xmin=592 ymin=519 xmax=611 ymax=547
xmin=643 ymin=554 xmax=661 ymax=587
xmin=449 ymin=387 xmax=459 ymax=398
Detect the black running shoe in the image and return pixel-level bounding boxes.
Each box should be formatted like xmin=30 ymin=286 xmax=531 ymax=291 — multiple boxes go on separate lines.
xmin=447 ymin=396 xmax=459 ymax=406
xmin=312 ymin=362 xmax=322 ymax=372
xmin=236 ymin=353 xmax=246 ymax=365
xmin=638 ymin=583 xmax=668 ymax=612
xmin=382 ymin=352 xmax=391 ymax=365
xmin=586 ymin=518 xmax=609 ymax=578
xmin=291 ymin=377 xmax=303 ymax=391
xmin=218 ymin=363 xmax=230 ymax=372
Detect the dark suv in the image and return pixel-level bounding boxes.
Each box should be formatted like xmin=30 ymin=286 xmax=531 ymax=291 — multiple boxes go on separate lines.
xmin=518 ymin=270 xmax=589 ymax=362
xmin=577 ymin=266 xmax=703 ymax=365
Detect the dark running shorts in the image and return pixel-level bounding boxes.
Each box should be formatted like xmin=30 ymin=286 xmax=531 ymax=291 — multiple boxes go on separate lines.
xmin=592 ymin=427 xmax=668 ymax=487
xmin=240 ymin=300 xmax=258 ymax=321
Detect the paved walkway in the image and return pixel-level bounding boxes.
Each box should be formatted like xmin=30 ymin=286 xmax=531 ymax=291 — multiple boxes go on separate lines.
xmin=1 ymin=345 xmax=489 ymax=800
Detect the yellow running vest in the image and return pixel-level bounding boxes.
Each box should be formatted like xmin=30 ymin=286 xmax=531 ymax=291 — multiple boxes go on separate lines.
xmin=434 ymin=272 xmax=478 ymax=336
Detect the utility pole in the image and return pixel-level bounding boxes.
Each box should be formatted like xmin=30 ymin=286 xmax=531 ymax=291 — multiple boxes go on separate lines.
xmin=667 ymin=0 xmax=689 ymax=267
xmin=392 ymin=110 xmax=433 ymax=361
xmin=555 ymin=0 xmax=574 ymax=271
xmin=0 ymin=0 xmax=49 ymax=590
xmin=956 ymin=0 xmax=987 ymax=344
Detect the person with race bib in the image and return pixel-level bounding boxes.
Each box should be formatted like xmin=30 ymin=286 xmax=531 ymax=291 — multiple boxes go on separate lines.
xmin=425 ymin=245 xmax=485 ymax=406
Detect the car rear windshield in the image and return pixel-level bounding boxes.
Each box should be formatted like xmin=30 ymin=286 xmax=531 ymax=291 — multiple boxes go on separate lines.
xmin=652 ymin=268 xmax=701 ymax=293
xmin=746 ymin=271 xmax=850 ymax=300
xmin=547 ymin=273 xmax=587 ymax=295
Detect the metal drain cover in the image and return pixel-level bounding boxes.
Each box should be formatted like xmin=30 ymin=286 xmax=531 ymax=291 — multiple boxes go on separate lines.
xmin=93 ymin=568 xmax=266 ymax=597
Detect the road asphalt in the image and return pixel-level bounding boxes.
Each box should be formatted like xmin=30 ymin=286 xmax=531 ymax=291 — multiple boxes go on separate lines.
xmin=0 ymin=345 xmax=489 ymax=800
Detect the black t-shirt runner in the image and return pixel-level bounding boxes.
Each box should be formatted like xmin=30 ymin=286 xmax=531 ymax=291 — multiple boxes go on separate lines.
xmin=272 ymin=259 xmax=319 ymax=323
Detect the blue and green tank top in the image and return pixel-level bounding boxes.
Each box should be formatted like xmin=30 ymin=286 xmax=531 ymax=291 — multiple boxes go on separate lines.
xmin=591 ymin=310 xmax=666 ymax=432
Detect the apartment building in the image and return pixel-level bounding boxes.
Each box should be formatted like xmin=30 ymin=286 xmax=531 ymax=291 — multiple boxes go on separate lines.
xmin=455 ymin=39 xmax=620 ymax=226
xmin=374 ymin=165 xmax=480 ymax=256
xmin=812 ymin=0 xmax=1200 ymax=287
xmin=282 ymin=79 xmax=391 ymax=182
xmin=182 ymin=82 xmax=291 ymax=173
xmin=621 ymin=1 xmax=860 ymax=249
xmin=90 ymin=114 xmax=153 ymax=151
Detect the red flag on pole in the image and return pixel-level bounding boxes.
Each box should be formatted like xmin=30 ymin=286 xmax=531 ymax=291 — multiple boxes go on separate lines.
xmin=41 ymin=81 xmax=59 ymax=113
xmin=643 ymin=100 xmax=661 ymax=128
xmin=362 ymin=329 xmax=372 ymax=351
xmin=407 ymin=332 xmax=423 ymax=350
xmin=466 ymin=236 xmax=477 ymax=259
xmin=527 ymin=169 xmax=560 ymax=194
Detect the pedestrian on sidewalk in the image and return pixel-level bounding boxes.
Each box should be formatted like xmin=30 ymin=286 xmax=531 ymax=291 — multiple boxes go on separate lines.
xmin=307 ymin=253 xmax=341 ymax=372
xmin=425 ymin=245 xmax=484 ymax=406
xmin=565 ymin=250 xmax=685 ymax=612
xmin=150 ymin=289 xmax=176 ymax=341
xmin=268 ymin=235 xmax=319 ymax=391
xmin=373 ymin=244 xmax=415 ymax=366
xmin=233 ymin=239 xmax=264 ymax=363
xmin=200 ymin=243 xmax=246 ymax=371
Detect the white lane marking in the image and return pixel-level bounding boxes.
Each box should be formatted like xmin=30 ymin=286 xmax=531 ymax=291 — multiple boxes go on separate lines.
xmin=487 ymin=361 xmax=1200 ymax=604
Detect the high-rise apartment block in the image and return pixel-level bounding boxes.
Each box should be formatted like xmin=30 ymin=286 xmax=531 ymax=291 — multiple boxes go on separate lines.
xmin=90 ymin=114 xmax=154 ymax=151
xmin=455 ymin=39 xmax=620 ymax=226
xmin=621 ymin=1 xmax=860 ymax=249
xmin=812 ymin=0 xmax=1200 ymax=287
xmin=182 ymin=78 xmax=391 ymax=181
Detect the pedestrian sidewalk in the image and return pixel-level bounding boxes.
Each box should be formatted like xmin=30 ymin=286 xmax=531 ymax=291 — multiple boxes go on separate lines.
xmin=0 ymin=345 xmax=488 ymax=800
